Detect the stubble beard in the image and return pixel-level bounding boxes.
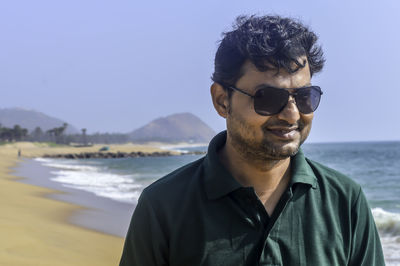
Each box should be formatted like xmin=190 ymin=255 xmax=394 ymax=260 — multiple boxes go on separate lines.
xmin=227 ymin=113 xmax=310 ymax=163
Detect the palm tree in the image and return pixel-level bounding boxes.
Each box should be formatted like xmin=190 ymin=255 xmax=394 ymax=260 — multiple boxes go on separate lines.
xmin=21 ymin=128 xmax=28 ymax=141
xmin=49 ymin=123 xmax=69 ymax=144
xmin=82 ymin=128 xmax=87 ymax=146
xmin=13 ymin=125 xmax=22 ymax=141
xmin=32 ymin=127 xmax=44 ymax=141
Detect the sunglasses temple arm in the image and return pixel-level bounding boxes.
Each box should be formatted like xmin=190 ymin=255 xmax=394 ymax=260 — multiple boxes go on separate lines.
xmin=229 ymin=86 xmax=255 ymax=98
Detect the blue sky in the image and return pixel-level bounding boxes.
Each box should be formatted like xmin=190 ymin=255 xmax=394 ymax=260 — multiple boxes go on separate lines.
xmin=1 ymin=0 xmax=399 ymax=142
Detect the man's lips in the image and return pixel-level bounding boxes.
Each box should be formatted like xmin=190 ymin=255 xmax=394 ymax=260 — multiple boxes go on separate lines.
xmin=265 ymin=127 xmax=299 ymax=139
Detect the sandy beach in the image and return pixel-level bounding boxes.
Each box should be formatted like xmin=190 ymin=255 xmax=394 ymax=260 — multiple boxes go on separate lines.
xmin=0 ymin=142 xmax=165 ymax=266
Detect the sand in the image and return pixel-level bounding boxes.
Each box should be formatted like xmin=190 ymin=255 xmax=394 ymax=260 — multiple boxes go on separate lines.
xmin=0 ymin=142 xmax=166 ymax=266
xmin=15 ymin=158 xmax=135 ymax=238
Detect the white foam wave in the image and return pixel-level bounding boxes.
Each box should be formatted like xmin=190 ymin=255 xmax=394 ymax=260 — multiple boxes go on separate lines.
xmin=170 ymin=149 xmax=190 ymax=153
xmin=372 ymin=208 xmax=400 ymax=265
xmin=159 ymin=144 xmax=207 ymax=153
xmin=46 ymin=163 xmax=98 ymax=171
xmin=50 ymin=169 xmax=142 ymax=203
xmin=372 ymin=208 xmax=400 ymax=236
xmin=380 ymin=235 xmax=400 ymax=265
xmin=34 ymin=157 xmax=54 ymax=163
xmin=62 ymin=184 xmax=142 ymax=203
xmin=35 ymin=158 xmax=143 ymax=204
xmin=35 ymin=157 xmax=99 ymax=171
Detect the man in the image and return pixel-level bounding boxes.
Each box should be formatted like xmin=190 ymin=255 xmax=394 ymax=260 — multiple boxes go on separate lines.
xmin=120 ymin=15 xmax=385 ymax=265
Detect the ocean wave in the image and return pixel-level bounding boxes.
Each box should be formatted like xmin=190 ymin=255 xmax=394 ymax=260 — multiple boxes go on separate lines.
xmin=34 ymin=157 xmax=54 ymax=163
xmin=50 ymin=169 xmax=142 ymax=203
xmin=372 ymin=208 xmax=400 ymax=236
xmin=34 ymin=158 xmax=144 ymax=204
xmin=62 ymin=184 xmax=142 ymax=203
xmin=45 ymin=163 xmax=98 ymax=171
xmin=35 ymin=157 xmax=99 ymax=171
xmin=159 ymin=146 xmax=190 ymax=153
xmin=159 ymin=144 xmax=208 ymax=153
xmin=371 ymin=208 xmax=400 ymax=265
xmin=380 ymin=235 xmax=400 ymax=265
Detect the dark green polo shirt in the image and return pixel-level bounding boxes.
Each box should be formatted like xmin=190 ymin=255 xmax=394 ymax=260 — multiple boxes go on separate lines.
xmin=120 ymin=131 xmax=385 ymax=266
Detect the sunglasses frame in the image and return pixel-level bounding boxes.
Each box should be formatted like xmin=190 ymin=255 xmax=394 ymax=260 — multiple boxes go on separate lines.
xmin=228 ymin=85 xmax=323 ymax=116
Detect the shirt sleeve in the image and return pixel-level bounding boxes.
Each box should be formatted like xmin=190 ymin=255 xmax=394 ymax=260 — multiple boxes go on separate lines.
xmin=349 ymin=187 xmax=385 ymax=266
xmin=120 ymin=191 xmax=169 ymax=266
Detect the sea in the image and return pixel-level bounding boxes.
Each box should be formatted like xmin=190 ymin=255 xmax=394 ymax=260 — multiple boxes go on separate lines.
xmin=34 ymin=141 xmax=400 ymax=265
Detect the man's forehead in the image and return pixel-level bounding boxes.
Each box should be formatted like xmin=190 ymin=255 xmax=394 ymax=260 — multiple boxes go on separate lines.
xmin=237 ymin=57 xmax=311 ymax=90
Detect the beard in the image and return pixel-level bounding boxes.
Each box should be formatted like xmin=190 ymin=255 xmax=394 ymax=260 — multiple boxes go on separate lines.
xmin=227 ymin=112 xmax=311 ymax=162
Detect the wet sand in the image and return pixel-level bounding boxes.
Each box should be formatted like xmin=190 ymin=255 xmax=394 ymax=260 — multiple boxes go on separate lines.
xmin=0 ymin=142 xmax=163 ymax=265
xmin=14 ymin=158 xmax=135 ymax=237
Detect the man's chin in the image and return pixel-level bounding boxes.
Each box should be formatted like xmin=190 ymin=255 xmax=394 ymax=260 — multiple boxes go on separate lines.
xmin=230 ymin=131 xmax=304 ymax=162
xmin=261 ymin=139 xmax=301 ymax=159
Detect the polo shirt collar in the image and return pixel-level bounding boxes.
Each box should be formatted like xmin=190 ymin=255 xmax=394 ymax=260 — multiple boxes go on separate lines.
xmin=203 ymin=131 xmax=242 ymax=200
xmin=203 ymin=131 xmax=317 ymax=200
xmin=290 ymin=149 xmax=318 ymax=189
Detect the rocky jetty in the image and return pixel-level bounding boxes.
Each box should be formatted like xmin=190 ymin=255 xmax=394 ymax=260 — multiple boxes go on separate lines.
xmin=42 ymin=150 xmax=205 ymax=159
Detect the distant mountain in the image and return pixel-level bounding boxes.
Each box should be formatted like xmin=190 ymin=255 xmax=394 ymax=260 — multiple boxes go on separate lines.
xmin=0 ymin=108 xmax=79 ymax=134
xmin=130 ymin=112 xmax=216 ymax=143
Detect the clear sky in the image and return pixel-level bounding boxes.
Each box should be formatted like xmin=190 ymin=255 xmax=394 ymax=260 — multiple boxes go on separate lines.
xmin=1 ymin=0 xmax=399 ymax=142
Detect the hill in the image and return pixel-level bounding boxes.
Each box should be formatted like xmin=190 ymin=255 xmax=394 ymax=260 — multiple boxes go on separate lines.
xmin=0 ymin=108 xmax=79 ymax=134
xmin=130 ymin=113 xmax=215 ymax=143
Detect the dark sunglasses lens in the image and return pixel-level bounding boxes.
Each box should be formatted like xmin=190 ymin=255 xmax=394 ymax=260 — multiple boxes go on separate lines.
xmin=296 ymin=87 xmax=322 ymax=114
xmin=254 ymin=87 xmax=288 ymax=115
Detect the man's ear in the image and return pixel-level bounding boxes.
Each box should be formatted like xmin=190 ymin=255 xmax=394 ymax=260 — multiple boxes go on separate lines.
xmin=210 ymin=82 xmax=230 ymax=118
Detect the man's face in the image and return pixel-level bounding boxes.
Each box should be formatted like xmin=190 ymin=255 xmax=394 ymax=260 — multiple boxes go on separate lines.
xmin=226 ymin=58 xmax=314 ymax=161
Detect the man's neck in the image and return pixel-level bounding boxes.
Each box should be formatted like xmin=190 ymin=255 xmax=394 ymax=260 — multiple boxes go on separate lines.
xmin=218 ymin=138 xmax=292 ymax=215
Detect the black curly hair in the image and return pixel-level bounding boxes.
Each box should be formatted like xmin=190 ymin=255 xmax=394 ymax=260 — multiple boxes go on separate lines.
xmin=212 ymin=15 xmax=325 ymax=89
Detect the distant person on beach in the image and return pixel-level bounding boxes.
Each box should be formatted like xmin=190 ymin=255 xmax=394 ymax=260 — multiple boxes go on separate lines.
xmin=120 ymin=15 xmax=384 ymax=265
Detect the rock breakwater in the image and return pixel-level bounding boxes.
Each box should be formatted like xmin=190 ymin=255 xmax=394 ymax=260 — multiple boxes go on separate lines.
xmin=42 ymin=151 xmax=205 ymax=159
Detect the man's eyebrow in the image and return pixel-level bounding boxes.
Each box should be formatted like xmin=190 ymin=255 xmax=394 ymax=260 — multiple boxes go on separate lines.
xmin=253 ymin=83 xmax=312 ymax=90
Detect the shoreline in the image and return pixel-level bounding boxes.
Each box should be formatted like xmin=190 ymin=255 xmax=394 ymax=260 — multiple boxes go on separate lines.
xmin=13 ymin=158 xmax=135 ymax=237
xmin=0 ymin=143 xmax=156 ymax=265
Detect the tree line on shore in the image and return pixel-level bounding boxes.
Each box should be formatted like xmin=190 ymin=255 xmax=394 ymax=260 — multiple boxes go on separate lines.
xmin=0 ymin=123 xmax=130 ymax=144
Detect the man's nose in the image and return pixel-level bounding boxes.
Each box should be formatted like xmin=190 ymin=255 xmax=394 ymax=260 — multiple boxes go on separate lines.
xmin=276 ymin=96 xmax=300 ymax=124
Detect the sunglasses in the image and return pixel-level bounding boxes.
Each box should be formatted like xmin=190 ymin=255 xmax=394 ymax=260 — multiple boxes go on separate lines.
xmin=228 ymin=85 xmax=323 ymax=116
